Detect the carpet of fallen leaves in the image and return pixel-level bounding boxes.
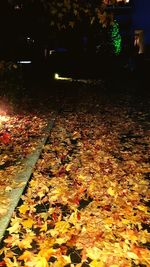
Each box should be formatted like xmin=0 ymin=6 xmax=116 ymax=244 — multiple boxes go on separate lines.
xmin=0 ymin=109 xmax=51 ymax=218
xmin=0 ymin=88 xmax=150 ymax=267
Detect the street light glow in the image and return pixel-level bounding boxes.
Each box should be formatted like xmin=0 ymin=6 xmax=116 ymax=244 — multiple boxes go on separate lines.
xmin=54 ymin=73 xmax=72 ymax=81
xmin=17 ymin=61 xmax=32 ymax=64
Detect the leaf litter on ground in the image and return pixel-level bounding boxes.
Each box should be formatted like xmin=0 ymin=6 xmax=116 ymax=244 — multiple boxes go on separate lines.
xmin=0 ymin=88 xmax=150 ymax=266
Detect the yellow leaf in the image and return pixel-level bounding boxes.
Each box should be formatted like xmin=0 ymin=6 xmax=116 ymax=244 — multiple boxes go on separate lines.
xmin=51 ymin=256 xmax=71 ymax=267
xmin=19 ymin=204 xmax=29 ymax=214
xmin=87 ymin=247 xmax=101 ymax=260
xmin=107 ymin=187 xmax=115 ymax=196
xmin=4 ymin=234 xmax=20 ymax=247
xmin=4 ymin=256 xmax=19 ymax=267
xmin=55 ymin=221 xmax=70 ymax=233
xmin=90 ymin=260 xmax=104 ymax=267
xmin=19 ymin=253 xmax=49 ymax=267
xmin=66 ymin=163 xmax=73 ymax=171
xmin=36 ymin=256 xmax=49 ymax=267
xmin=18 ymin=250 xmax=33 ymax=261
xmin=104 ymin=217 xmax=113 ymax=225
xmin=18 ymin=232 xmax=35 ymax=249
xmin=7 ymin=221 xmax=20 ymax=234
xmin=127 ymin=252 xmax=139 ymax=260
xmin=0 ymin=247 xmax=15 ymax=258
xmin=22 ymin=218 xmax=34 ymax=228
xmin=137 ymin=205 xmax=148 ymax=213
xmin=121 ymin=219 xmax=130 ymax=225
xmin=55 ymin=237 xmax=69 ymax=245
xmin=69 ymin=209 xmax=78 ymax=225
xmin=38 ymin=248 xmax=55 ymax=261
xmin=62 ymin=255 xmax=71 ymax=264
xmin=50 ymin=221 xmax=70 ymax=237
xmin=40 ymin=222 xmax=47 ymax=232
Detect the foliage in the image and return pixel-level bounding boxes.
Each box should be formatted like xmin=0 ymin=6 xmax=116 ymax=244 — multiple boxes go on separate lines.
xmin=0 ymin=93 xmax=150 ymax=266
xmin=110 ymin=20 xmax=122 ymax=55
xmin=9 ymin=0 xmax=116 ymax=29
xmin=0 ymin=109 xmax=50 ymax=218
xmin=7 ymin=1 xmax=125 ymax=56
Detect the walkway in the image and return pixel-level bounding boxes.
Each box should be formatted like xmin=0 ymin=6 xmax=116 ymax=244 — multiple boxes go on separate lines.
xmin=0 ymin=80 xmax=150 ymax=266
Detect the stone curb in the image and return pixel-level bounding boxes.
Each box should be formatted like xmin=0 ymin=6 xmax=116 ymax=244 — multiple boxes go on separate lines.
xmin=0 ymin=114 xmax=56 ymax=242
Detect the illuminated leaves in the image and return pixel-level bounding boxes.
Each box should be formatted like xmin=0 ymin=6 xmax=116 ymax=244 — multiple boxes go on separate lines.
xmin=7 ymin=221 xmax=21 ymax=234
xmin=107 ymin=186 xmax=115 ymax=196
xmin=18 ymin=232 xmax=35 ymax=249
xmin=1 ymin=95 xmax=150 ymax=266
xmin=21 ymin=218 xmax=34 ymax=229
xmin=0 ymin=112 xmax=49 ymax=219
xmin=86 ymin=247 xmax=102 ymax=260
xmin=19 ymin=253 xmax=49 ymax=267
xmin=18 ymin=203 xmax=29 ymax=214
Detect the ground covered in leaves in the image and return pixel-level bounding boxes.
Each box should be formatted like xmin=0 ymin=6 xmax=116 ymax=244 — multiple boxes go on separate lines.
xmin=0 ymin=94 xmax=54 ymax=218
xmin=0 ymin=84 xmax=150 ymax=266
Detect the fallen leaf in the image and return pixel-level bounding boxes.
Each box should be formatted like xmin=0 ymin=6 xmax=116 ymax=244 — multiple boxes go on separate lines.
xmin=21 ymin=218 xmax=34 ymax=228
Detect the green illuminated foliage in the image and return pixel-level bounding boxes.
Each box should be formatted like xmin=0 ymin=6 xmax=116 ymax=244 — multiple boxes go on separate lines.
xmin=110 ymin=20 xmax=122 ymax=55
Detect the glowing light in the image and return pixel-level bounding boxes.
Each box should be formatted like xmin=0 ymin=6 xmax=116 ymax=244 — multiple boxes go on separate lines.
xmin=0 ymin=115 xmax=10 ymax=125
xmin=17 ymin=61 xmax=32 ymax=64
xmin=49 ymin=50 xmax=55 ymax=55
xmin=54 ymin=73 xmax=72 ymax=81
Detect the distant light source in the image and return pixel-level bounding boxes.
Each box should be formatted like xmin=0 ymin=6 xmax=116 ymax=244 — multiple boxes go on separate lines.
xmin=0 ymin=115 xmax=10 ymax=126
xmin=49 ymin=50 xmax=55 ymax=55
xmin=14 ymin=5 xmax=21 ymax=10
xmin=17 ymin=61 xmax=32 ymax=64
xmin=0 ymin=115 xmax=9 ymax=121
xmin=54 ymin=73 xmax=59 ymax=79
xmin=54 ymin=73 xmax=72 ymax=81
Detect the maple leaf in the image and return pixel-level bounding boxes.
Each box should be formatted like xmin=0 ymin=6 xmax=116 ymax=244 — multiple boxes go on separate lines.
xmin=40 ymin=222 xmax=47 ymax=232
xmin=18 ymin=231 xmax=35 ymax=249
xmin=68 ymin=209 xmax=80 ymax=225
xmin=126 ymin=251 xmax=139 ymax=260
xmin=137 ymin=205 xmax=148 ymax=213
xmin=19 ymin=253 xmax=49 ymax=267
xmin=50 ymin=221 xmax=70 ymax=237
xmin=21 ymin=218 xmax=34 ymax=228
xmin=0 ymin=247 xmax=16 ymax=259
xmin=18 ymin=251 xmax=33 ymax=261
xmin=107 ymin=187 xmax=115 ymax=196
xmin=4 ymin=234 xmax=20 ymax=247
xmin=50 ymin=255 xmax=71 ymax=267
xmin=4 ymin=257 xmax=19 ymax=267
xmin=86 ymin=247 xmax=102 ymax=260
xmin=0 ymin=132 xmax=11 ymax=145
xmin=38 ymin=248 xmax=56 ymax=261
xmin=18 ymin=203 xmax=29 ymax=214
xmin=55 ymin=236 xmax=70 ymax=245
xmin=90 ymin=260 xmax=104 ymax=267
xmin=7 ymin=221 xmax=21 ymax=234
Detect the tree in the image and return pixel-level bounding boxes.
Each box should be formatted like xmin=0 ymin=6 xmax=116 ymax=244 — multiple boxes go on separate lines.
xmin=8 ymin=0 xmax=122 ymax=56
